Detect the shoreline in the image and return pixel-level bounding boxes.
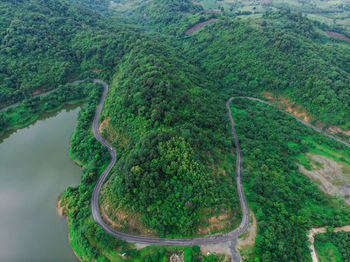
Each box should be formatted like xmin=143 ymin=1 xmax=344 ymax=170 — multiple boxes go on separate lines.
xmin=56 ymin=199 xmax=84 ymax=262
xmin=0 ymin=101 xmax=84 ymax=140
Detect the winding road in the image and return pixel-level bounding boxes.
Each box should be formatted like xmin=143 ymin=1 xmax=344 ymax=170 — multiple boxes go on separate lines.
xmin=90 ymin=81 xmax=249 ymax=247
xmin=85 ymin=81 xmax=349 ymax=257
xmin=4 ymin=78 xmax=349 ymax=259
xmin=239 ymin=97 xmax=350 ymax=148
xmin=90 ymin=81 xmax=350 ymax=253
xmin=0 ymin=80 xmax=85 ymax=113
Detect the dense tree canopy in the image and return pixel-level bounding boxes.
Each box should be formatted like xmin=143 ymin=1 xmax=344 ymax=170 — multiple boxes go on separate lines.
xmin=315 ymin=231 xmax=350 ymax=262
xmin=2 ymin=0 xmax=350 ymax=261
xmin=185 ymin=11 xmax=350 ymax=127
xmin=0 ymin=0 xmax=138 ymax=107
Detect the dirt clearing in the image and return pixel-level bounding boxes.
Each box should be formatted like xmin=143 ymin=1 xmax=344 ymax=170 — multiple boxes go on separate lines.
xmin=237 ymin=211 xmax=257 ymax=248
xmin=185 ymin=19 xmax=218 ymax=34
xmin=200 ymin=243 xmax=232 ymax=261
xmin=326 ymin=125 xmax=350 ymax=139
xmin=298 ymin=154 xmax=350 ymax=204
xmin=262 ymin=92 xmax=312 ymax=123
xmin=263 ymin=91 xmax=350 ymax=139
xmin=325 ymin=31 xmax=350 ymax=43
xmin=196 ymin=208 xmax=237 ymax=235
xmin=99 ymin=115 xmax=110 ymax=133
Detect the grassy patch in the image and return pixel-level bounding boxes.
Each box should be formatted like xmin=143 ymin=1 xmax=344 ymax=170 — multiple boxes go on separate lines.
xmin=314 ymin=235 xmax=342 ymax=262
xmin=199 ymin=0 xmax=219 ymax=9
xmin=296 ymin=136 xmax=350 ymax=175
xmin=228 ymin=98 xmax=350 ymax=260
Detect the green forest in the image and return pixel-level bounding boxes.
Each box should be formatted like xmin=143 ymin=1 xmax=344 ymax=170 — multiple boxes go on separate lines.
xmin=1 ymin=0 xmax=350 ymax=261
xmin=99 ymin=37 xmax=240 ymax=236
xmin=315 ymin=231 xmax=350 ymax=262
xmin=230 ymin=99 xmax=350 ymax=261
xmin=185 ymin=11 xmax=350 ymax=128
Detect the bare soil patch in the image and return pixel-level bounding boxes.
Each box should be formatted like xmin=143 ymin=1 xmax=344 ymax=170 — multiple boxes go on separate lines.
xmin=100 ymin=195 xmax=157 ymax=237
xmin=192 ymin=1 xmax=201 ymax=5
xmin=197 ymin=208 xmax=235 ymax=235
xmin=279 ymin=96 xmax=312 ymax=123
xmin=185 ymin=19 xmax=218 ymax=34
xmin=298 ymin=154 xmax=350 ymax=204
xmin=325 ymin=31 xmax=350 ymax=43
xmin=326 ymin=125 xmax=350 ymax=139
xmin=237 ymin=211 xmax=257 ymax=249
xmin=262 ymin=91 xmax=273 ymax=100
xmin=262 ymin=92 xmax=312 ymax=123
xmin=32 ymin=89 xmax=43 ymax=96
xmin=263 ymin=92 xmax=350 ymax=138
xmin=57 ymin=199 xmax=64 ymax=216
xmin=99 ymin=116 xmax=110 ymax=133
xmin=170 ymin=252 xmax=184 ymax=262
xmin=200 ymin=243 xmax=232 ymax=261
xmin=236 ymin=211 xmax=257 ymax=261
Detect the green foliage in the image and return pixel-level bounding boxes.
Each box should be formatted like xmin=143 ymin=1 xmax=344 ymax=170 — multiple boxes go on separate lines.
xmin=110 ymin=0 xmax=209 ymax=35
xmin=102 ymin=34 xmax=240 ymax=236
xmin=0 ymin=82 xmax=96 ymax=135
xmin=69 ymin=86 xmax=109 ymax=168
xmin=0 ymin=0 xmax=139 ymax=107
xmin=185 ymin=12 xmax=350 ymax=126
xmin=2 ymin=0 xmax=350 ymax=260
xmin=114 ymin=135 xmax=214 ymax=235
xmin=61 ymin=83 xmax=129 ymax=262
xmin=231 ymin=99 xmax=350 ymax=261
xmin=315 ymin=231 xmax=350 ymax=262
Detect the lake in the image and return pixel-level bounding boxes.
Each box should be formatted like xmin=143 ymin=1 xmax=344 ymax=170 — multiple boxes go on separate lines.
xmin=0 ymin=105 xmax=82 ymax=262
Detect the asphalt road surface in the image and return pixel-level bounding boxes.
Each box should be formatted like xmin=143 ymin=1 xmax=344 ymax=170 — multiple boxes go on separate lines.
xmin=90 ymin=81 xmax=350 ymax=255
xmin=90 ymin=81 xmax=249 ymax=247
xmin=0 ymin=80 xmax=85 ymax=113
xmin=3 ymin=78 xmax=349 ymax=260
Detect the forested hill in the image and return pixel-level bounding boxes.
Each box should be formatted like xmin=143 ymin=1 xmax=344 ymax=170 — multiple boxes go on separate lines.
xmin=80 ymin=0 xmax=350 ymax=130
xmin=98 ymin=33 xmax=241 ymax=235
xmin=1 ymin=0 xmax=242 ymax=236
xmin=2 ymin=0 xmax=350 ymax=261
xmin=184 ymin=11 xmax=350 ymax=129
xmin=0 ymin=0 xmax=138 ymax=107
xmin=103 ymin=0 xmax=216 ymax=35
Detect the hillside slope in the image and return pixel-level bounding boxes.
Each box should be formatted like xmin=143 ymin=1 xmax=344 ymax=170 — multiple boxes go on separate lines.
xmin=0 ymin=0 xmax=138 ymax=107
xmin=98 ymin=37 xmax=241 ymax=236
xmin=2 ymin=0 xmax=350 ymax=261
xmin=185 ymin=11 xmax=350 ymax=129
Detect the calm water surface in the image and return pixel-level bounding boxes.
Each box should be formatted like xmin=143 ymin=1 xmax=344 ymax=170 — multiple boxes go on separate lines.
xmin=0 ymin=106 xmax=82 ymax=262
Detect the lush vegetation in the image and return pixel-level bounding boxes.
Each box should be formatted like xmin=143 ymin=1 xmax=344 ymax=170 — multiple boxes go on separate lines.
xmin=230 ymin=99 xmax=350 ymax=261
xmin=59 ymin=63 xmax=225 ymax=261
xmin=2 ymin=0 xmax=350 ymax=261
xmin=100 ymin=36 xmax=241 ymax=236
xmin=0 ymin=0 xmax=139 ymax=107
xmin=185 ymin=11 xmax=350 ymax=129
xmin=196 ymin=0 xmax=350 ymax=34
xmin=0 ymin=81 xmax=96 ymax=135
xmin=315 ymin=231 xmax=350 ymax=262
xmin=109 ymin=0 xmax=213 ymax=35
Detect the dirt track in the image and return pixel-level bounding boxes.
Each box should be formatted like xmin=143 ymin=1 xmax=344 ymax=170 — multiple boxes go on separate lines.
xmin=185 ymin=19 xmax=218 ymax=34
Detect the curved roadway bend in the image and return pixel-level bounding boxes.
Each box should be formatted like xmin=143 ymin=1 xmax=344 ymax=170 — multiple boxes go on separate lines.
xmin=241 ymin=97 xmax=350 ymax=148
xmin=90 ymin=80 xmax=249 ymax=246
xmin=90 ymin=81 xmax=350 ymax=248
xmin=0 ymin=80 xmax=85 ymax=113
